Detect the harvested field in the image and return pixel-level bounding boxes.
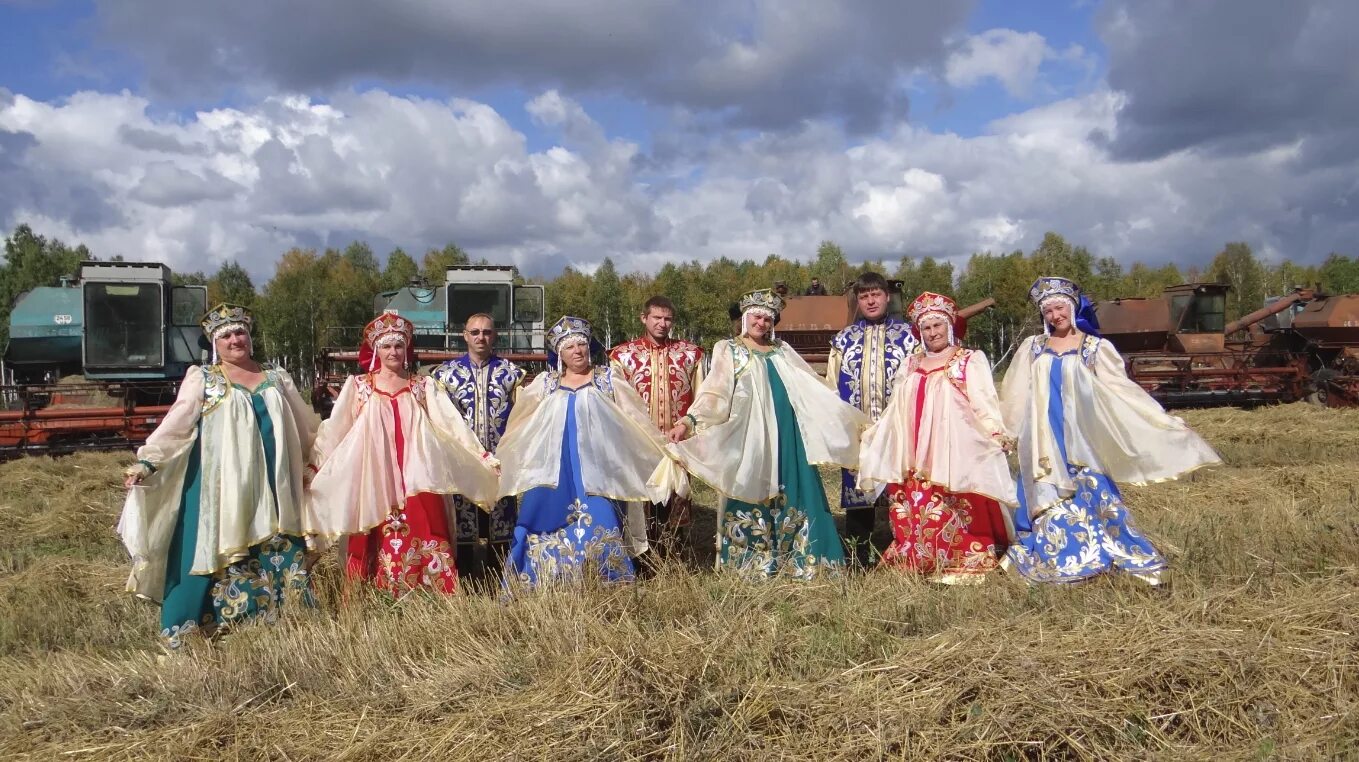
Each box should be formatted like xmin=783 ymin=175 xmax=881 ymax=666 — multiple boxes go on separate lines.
xmin=1 ymin=403 xmax=1357 ymax=759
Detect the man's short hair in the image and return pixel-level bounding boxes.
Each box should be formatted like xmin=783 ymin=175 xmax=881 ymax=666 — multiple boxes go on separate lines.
xmin=642 ymin=296 xmax=675 ymax=316
xmin=852 ymin=271 xmax=891 ymax=295
xmin=464 ymin=313 xmax=496 ymax=327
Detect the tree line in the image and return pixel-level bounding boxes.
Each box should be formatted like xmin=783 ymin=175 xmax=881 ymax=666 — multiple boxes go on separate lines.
xmin=3 ymin=223 xmax=1358 ymax=378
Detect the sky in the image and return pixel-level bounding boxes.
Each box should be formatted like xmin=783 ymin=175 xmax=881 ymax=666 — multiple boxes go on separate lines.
xmin=0 ymin=0 xmax=1355 ymax=281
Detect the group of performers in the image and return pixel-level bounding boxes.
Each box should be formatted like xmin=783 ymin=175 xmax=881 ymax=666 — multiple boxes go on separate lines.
xmin=118 ymin=273 xmax=1220 ymax=648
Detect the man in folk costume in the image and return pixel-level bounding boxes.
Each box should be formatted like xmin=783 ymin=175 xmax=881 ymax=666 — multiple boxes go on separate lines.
xmin=825 ymin=271 xmax=917 ymax=568
xmin=430 ymin=313 xmax=526 ymax=581
xmin=608 ymin=296 xmax=705 ymax=555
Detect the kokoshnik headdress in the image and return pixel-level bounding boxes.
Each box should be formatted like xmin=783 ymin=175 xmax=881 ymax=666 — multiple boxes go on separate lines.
xmin=200 ymin=302 xmax=253 ymax=364
xmin=906 ymin=291 xmax=966 ymax=351
xmin=1028 ymin=276 xmax=1101 ymax=337
xmin=737 ymin=288 xmax=785 ymax=339
xmin=546 ymin=315 xmax=603 ymax=372
xmin=359 ymin=310 xmax=416 ymax=371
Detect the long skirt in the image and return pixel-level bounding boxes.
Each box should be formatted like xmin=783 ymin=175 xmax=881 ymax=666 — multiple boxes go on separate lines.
xmin=344 ymin=391 xmax=458 ymax=595
xmin=159 ymin=391 xmax=311 ymax=649
xmin=882 ymin=474 xmax=1008 ymax=583
xmin=345 ymin=492 xmax=458 ymax=595
xmin=718 ymin=360 xmax=845 ymax=580
xmin=507 ymin=390 xmax=635 ymax=586
xmin=1004 ymin=354 xmax=1166 ymax=584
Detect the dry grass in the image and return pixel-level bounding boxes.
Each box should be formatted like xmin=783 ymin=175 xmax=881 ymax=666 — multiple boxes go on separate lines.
xmin=1 ymin=403 xmax=1357 ymax=760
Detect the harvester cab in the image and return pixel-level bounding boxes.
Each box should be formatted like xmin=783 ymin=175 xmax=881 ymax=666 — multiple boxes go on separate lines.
xmin=443 ymin=266 xmax=545 ymax=355
xmin=1163 ymin=283 xmax=1228 ymax=353
xmin=78 ymin=262 xmax=207 ymax=380
xmin=313 ymin=265 xmax=548 ymax=416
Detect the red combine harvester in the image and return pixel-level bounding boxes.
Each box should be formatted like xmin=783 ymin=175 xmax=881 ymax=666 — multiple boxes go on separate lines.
xmin=777 ymin=286 xmax=994 ymax=367
xmin=1097 ymin=283 xmax=1359 ymax=408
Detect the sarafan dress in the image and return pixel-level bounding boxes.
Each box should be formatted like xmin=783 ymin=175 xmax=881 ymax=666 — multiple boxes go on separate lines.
xmin=858 ymin=348 xmax=1017 ymax=583
xmin=999 ymin=334 xmax=1221 ymax=584
xmin=117 ymin=365 xmax=319 ymax=649
xmin=494 ymin=366 xmax=687 ymax=586
xmin=304 ymin=373 xmax=499 ymax=595
xmin=670 ymin=339 xmax=867 ymax=580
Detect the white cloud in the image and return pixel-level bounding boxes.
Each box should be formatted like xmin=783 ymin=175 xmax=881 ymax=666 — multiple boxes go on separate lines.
xmin=945 ymin=29 xmax=1049 ymax=97
xmin=0 ymin=86 xmax=1354 ymax=288
xmin=943 ymin=28 xmax=1093 ymax=99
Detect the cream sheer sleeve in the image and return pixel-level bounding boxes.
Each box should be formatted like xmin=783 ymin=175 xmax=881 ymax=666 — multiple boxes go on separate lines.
xmin=276 ymin=370 xmax=320 ymax=458
xmin=999 ymin=336 xmax=1037 ymax=434
xmin=683 ymin=340 xmax=736 ymax=431
xmin=690 ymin=347 xmax=706 ymax=393
xmin=309 ymin=375 xmax=359 ymax=470
xmin=135 ymin=366 xmax=204 ymax=466
xmin=501 ymin=372 xmax=548 ymax=443
xmin=963 ymin=351 xmax=1008 ymax=439
xmin=423 ymin=376 xmax=492 ymax=462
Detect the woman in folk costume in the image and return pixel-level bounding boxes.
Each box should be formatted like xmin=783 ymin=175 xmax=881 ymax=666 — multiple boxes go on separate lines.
xmin=118 ymin=303 xmax=318 ymax=649
xmin=1001 ymin=277 xmax=1221 ymax=584
xmin=495 ymin=316 xmax=686 ymax=586
xmin=304 ymin=311 xmax=499 ymax=595
xmin=667 ymin=289 xmax=867 ymax=580
xmin=856 ymin=292 xmax=1016 ymax=583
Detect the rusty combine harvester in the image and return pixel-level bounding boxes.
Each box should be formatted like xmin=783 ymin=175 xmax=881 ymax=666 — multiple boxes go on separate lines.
xmin=777 ymin=285 xmax=994 ymax=365
xmin=1098 ymin=283 xmax=1359 ymax=408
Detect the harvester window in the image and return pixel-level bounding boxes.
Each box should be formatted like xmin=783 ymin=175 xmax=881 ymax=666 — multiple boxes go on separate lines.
xmin=447 ymin=284 xmax=510 ymax=327
xmin=513 ymin=285 xmax=544 ymax=323
xmin=84 ymin=282 xmax=164 ymax=367
xmin=1170 ymin=291 xmax=1226 ymax=333
xmin=171 ymin=286 xmax=208 ymax=326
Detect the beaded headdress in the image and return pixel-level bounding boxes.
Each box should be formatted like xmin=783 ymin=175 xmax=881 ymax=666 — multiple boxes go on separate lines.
xmin=199 ymin=303 xmax=254 ymax=364
xmin=907 ymin=291 xmax=963 ymax=351
xmin=200 ymin=302 xmax=252 ymax=340
xmin=546 ymin=315 xmax=601 ymax=372
xmin=907 ymin=291 xmax=957 ymax=324
xmin=1028 ymin=277 xmax=1081 ymax=309
xmin=738 ymin=288 xmax=785 ymax=320
xmin=360 ymin=310 xmax=415 ymax=370
xmin=1028 ymin=276 xmax=1101 ymax=337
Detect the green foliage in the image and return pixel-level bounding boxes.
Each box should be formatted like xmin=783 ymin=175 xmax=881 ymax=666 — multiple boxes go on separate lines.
xmin=208 ymin=262 xmax=256 ymax=308
xmin=1209 ymin=242 xmax=1265 ymax=321
xmin=379 ymin=247 xmax=420 ymax=291
xmin=5 ymin=222 xmax=1359 ymax=377
xmin=894 ymin=256 xmax=955 ymax=297
xmin=1319 ymin=253 xmax=1359 ymax=294
xmin=421 ymin=243 xmax=470 ymax=282
xmin=589 ymin=258 xmax=625 ymax=345
xmin=256 ymin=248 xmax=329 ymax=372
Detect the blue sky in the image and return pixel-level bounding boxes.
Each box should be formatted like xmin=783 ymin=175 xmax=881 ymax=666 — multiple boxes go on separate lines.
xmin=0 ymin=1 xmax=1353 ymax=278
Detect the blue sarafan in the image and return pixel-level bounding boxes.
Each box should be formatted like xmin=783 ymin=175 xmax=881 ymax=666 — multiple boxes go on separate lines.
xmin=3 ymin=261 xmax=207 ymax=386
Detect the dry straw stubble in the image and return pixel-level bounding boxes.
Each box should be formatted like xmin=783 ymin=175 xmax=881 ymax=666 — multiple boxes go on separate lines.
xmin=0 ymin=403 xmax=1357 ymax=759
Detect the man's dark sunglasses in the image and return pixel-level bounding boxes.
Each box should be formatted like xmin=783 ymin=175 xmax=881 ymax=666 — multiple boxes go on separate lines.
xmin=465 ymin=328 xmax=497 ymax=336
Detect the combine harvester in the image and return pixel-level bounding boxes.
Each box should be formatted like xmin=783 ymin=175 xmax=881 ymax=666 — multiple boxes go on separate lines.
xmin=776 ymin=281 xmax=994 ymax=367
xmin=0 ymin=262 xmax=208 ymax=458
xmin=1098 ymin=283 xmax=1359 ymax=408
